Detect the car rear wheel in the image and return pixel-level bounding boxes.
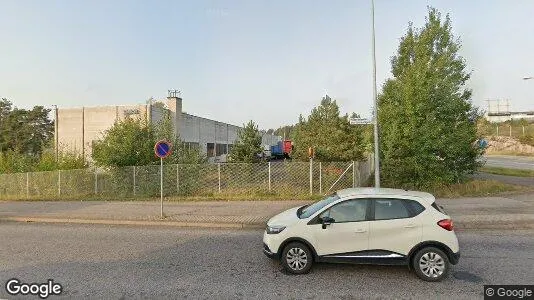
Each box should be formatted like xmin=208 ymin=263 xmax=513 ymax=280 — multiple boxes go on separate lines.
xmin=412 ymin=247 xmax=450 ymax=281
xmin=281 ymin=242 xmax=313 ymax=274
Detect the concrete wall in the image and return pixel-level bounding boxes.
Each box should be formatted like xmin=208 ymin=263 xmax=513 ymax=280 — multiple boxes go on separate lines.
xmin=179 ymin=113 xmax=281 ymax=157
xmin=57 ymin=108 xmax=84 ymax=154
xmin=56 ymin=96 xmax=281 ymax=162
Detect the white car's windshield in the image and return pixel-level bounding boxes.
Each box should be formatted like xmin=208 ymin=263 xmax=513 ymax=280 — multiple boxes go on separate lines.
xmin=298 ymin=194 xmax=340 ymax=219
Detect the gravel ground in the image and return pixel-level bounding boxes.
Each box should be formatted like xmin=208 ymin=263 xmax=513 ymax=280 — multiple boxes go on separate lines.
xmin=0 ymin=223 xmax=533 ymax=299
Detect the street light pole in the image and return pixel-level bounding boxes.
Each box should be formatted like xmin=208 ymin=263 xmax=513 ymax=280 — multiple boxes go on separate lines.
xmin=371 ymin=0 xmax=380 ymax=188
xmin=53 ymin=105 xmax=58 ymax=163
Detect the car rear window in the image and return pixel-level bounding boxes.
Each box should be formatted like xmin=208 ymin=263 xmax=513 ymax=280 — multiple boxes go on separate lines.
xmin=431 ymin=202 xmax=446 ymax=214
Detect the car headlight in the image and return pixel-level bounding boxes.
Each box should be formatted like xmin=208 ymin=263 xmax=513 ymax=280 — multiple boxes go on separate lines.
xmin=266 ymin=225 xmax=286 ymax=234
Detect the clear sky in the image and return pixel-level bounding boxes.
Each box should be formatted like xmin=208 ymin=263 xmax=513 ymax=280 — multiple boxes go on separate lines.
xmin=1 ymin=0 xmax=533 ymax=129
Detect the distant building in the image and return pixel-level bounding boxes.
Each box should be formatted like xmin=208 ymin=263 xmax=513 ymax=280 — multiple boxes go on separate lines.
xmin=55 ymin=90 xmax=281 ymax=162
xmin=484 ymin=99 xmax=534 ymax=123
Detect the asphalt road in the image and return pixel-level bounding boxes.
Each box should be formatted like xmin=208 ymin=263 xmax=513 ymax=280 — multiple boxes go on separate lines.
xmin=484 ymin=155 xmax=534 ymax=170
xmin=1 ymin=223 xmax=533 ymax=300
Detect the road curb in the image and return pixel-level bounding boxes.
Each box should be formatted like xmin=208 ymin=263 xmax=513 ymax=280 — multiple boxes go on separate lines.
xmin=0 ymin=217 xmax=266 ymax=229
xmin=1 ymin=216 xmax=533 ymax=230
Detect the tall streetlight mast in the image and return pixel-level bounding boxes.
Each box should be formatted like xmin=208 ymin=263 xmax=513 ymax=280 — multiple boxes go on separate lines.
xmin=371 ymin=0 xmax=380 ymax=188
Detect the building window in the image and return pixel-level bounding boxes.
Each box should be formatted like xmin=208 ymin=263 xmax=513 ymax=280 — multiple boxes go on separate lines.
xmin=184 ymin=142 xmax=199 ymax=150
xmin=207 ymin=143 xmax=215 ymax=157
xmin=216 ymin=144 xmax=227 ymax=156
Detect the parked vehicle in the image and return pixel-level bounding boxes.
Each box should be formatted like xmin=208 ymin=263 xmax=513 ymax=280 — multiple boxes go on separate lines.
xmin=263 ymin=140 xmax=293 ymax=160
xmin=262 ymin=187 xmax=460 ymax=281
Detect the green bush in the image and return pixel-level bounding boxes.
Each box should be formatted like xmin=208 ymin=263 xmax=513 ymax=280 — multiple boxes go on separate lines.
xmin=519 ymin=135 xmax=534 ymax=147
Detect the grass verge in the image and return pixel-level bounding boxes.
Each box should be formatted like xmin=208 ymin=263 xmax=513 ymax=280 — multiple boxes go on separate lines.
xmin=425 ymin=179 xmax=531 ymax=198
xmin=480 ymin=166 xmax=534 ymax=177
xmin=1 ymin=180 xmax=530 ymax=202
xmin=485 ymin=151 xmax=534 ymax=157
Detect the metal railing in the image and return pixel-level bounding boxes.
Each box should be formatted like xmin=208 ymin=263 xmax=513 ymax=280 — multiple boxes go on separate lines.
xmin=0 ymin=159 xmax=371 ymax=200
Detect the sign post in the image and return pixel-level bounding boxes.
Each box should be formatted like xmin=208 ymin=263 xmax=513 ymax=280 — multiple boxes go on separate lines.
xmin=154 ymin=140 xmax=172 ymax=219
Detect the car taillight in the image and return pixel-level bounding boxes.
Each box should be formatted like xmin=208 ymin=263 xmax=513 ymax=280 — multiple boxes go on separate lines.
xmin=438 ymin=219 xmax=454 ymax=231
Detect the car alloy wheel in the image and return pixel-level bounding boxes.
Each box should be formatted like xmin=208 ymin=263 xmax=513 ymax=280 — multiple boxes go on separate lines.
xmin=286 ymin=247 xmax=308 ymax=271
xmin=412 ymin=247 xmax=450 ymax=281
xmin=281 ymin=242 xmax=313 ymax=274
xmin=419 ymin=252 xmax=445 ymax=278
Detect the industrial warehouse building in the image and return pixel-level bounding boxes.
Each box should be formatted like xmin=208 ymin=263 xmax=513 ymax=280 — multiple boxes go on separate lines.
xmin=56 ymin=90 xmax=281 ymax=162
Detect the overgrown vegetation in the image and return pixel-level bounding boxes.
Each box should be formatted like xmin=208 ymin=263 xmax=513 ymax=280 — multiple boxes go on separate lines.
xmin=480 ymin=166 xmax=534 ymax=177
xmin=519 ymin=135 xmax=534 ymax=147
xmin=0 ymin=98 xmax=87 ymax=174
xmin=378 ymin=7 xmax=483 ymax=189
xmin=292 ymin=95 xmax=366 ymax=161
xmin=426 ymin=180 xmax=530 ymax=198
xmin=92 ymin=112 xmax=206 ymax=167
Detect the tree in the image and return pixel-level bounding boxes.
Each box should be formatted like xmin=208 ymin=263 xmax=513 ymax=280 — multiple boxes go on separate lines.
xmin=266 ymin=125 xmax=296 ymax=139
xmin=92 ymin=118 xmax=155 ymax=167
xmin=378 ymin=7 xmax=483 ymax=188
xmin=92 ymin=113 xmax=206 ymax=167
xmin=0 ymin=98 xmax=53 ymax=155
xmin=229 ymin=120 xmax=263 ymax=162
xmin=292 ymin=95 xmax=365 ymax=161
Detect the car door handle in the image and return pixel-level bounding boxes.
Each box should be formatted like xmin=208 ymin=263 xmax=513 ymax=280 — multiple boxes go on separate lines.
xmin=404 ymin=224 xmax=417 ymax=228
xmin=354 ymin=229 xmax=367 ymax=233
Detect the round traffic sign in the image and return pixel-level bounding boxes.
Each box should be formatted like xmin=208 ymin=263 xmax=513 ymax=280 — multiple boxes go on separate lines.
xmin=154 ymin=140 xmax=172 ymax=159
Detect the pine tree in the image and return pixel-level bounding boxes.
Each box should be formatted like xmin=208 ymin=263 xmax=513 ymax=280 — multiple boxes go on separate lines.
xmin=378 ymin=7 xmax=483 ymax=188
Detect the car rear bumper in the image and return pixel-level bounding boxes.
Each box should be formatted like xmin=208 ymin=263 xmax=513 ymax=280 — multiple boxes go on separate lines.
xmin=450 ymin=251 xmax=460 ymax=265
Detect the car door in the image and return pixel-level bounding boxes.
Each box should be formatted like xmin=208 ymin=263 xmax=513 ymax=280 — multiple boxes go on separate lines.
xmin=368 ymin=198 xmax=423 ymax=256
xmin=310 ymin=199 xmax=370 ymax=256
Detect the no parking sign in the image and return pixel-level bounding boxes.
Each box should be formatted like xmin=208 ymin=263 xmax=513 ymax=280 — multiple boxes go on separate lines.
xmin=155 ymin=140 xmax=172 ymax=159
xmin=154 ymin=140 xmax=172 ymax=218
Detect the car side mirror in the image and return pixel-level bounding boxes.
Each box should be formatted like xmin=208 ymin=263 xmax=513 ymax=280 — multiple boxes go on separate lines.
xmin=321 ymin=216 xmax=334 ymax=229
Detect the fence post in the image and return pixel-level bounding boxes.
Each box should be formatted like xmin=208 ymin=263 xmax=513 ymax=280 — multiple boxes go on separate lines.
xmin=352 ymin=161 xmax=356 ymax=188
xmin=509 ymin=125 xmax=512 ymax=137
xmin=58 ymin=170 xmax=61 ymax=196
xmin=309 ymin=158 xmax=313 ymax=195
xmin=496 ymin=125 xmax=499 ymax=136
xmin=268 ymin=162 xmax=271 ymax=192
xmin=176 ymin=164 xmax=180 ymax=194
xmin=319 ymin=162 xmax=322 ymax=194
xmin=218 ymin=163 xmax=221 ymax=193
xmin=94 ymin=171 xmax=98 ymax=195
xmin=523 ymin=126 xmax=525 ymax=136
xmin=26 ymin=172 xmax=29 ymax=198
xmin=133 ymin=166 xmax=136 ymax=196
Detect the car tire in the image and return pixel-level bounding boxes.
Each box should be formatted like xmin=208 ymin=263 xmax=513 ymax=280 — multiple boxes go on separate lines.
xmin=412 ymin=247 xmax=450 ymax=282
xmin=281 ymin=242 xmax=313 ymax=274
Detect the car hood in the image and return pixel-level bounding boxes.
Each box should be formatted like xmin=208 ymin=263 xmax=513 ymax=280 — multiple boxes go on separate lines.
xmin=267 ymin=206 xmax=301 ymax=227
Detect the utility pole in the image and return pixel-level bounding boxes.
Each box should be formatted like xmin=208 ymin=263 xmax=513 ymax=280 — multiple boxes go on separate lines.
xmin=371 ymin=0 xmax=380 ymax=188
xmin=53 ymin=105 xmax=58 ymax=162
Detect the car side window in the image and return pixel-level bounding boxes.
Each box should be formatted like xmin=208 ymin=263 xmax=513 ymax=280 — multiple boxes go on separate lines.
xmin=374 ymin=199 xmax=410 ymax=220
xmin=319 ymin=199 xmax=368 ymax=223
xmin=405 ymin=200 xmax=425 ymax=216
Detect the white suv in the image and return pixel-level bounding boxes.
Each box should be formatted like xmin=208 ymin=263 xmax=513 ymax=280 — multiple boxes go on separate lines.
xmin=263 ymin=188 xmax=460 ymax=281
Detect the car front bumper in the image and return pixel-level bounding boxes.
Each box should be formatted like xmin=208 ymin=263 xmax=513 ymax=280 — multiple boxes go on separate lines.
xmin=263 ymin=243 xmax=278 ymax=259
xmin=263 ymin=230 xmax=285 ymax=259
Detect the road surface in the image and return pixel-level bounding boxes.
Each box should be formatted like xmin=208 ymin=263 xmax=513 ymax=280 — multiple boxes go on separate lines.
xmin=1 ymin=223 xmax=533 ymax=299
xmin=484 ymin=155 xmax=534 ymax=170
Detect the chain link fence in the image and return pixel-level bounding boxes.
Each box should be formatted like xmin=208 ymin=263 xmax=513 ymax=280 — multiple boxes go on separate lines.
xmin=0 ymin=159 xmax=371 ymax=200
xmin=479 ymin=123 xmax=534 ymax=137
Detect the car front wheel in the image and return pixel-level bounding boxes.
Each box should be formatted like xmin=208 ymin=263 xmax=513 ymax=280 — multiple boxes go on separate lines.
xmin=412 ymin=247 xmax=450 ymax=281
xmin=281 ymin=242 xmax=313 ymax=274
